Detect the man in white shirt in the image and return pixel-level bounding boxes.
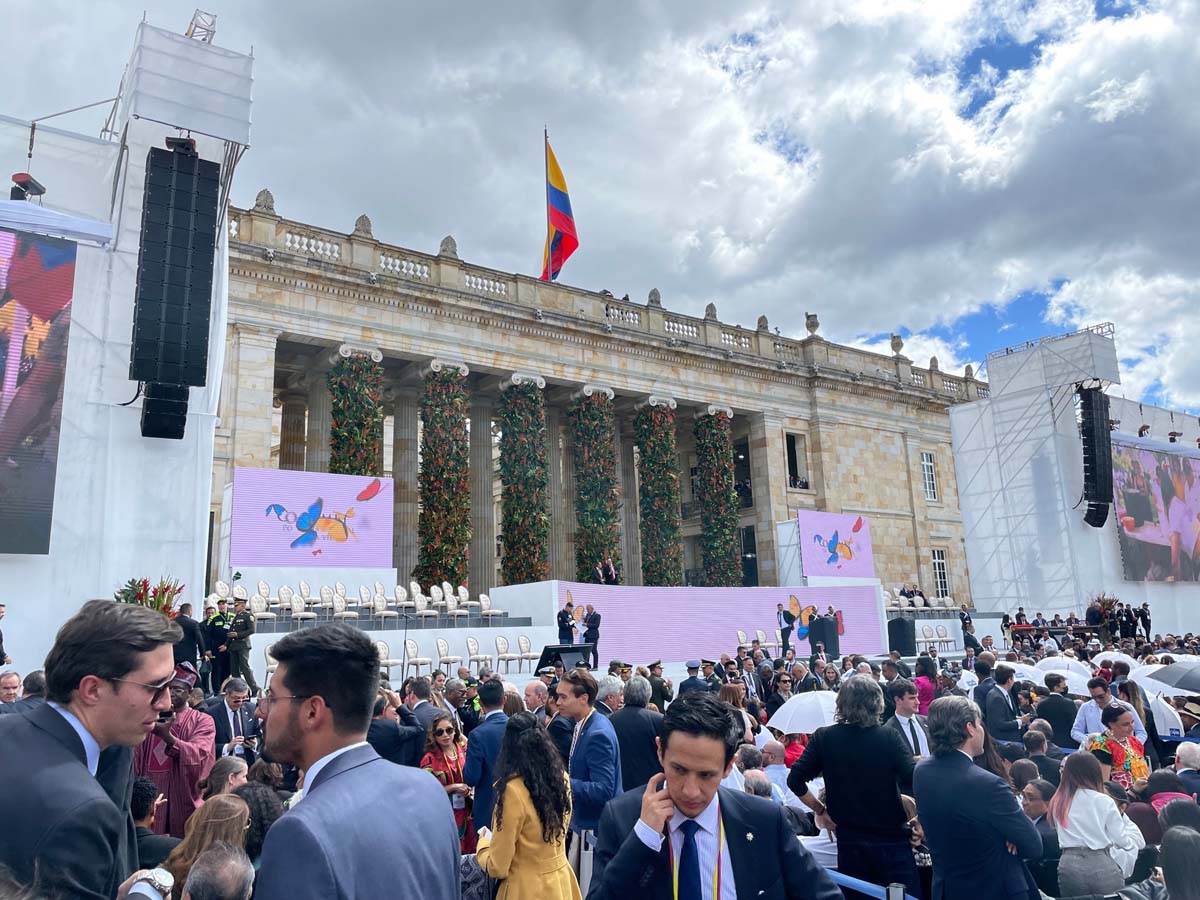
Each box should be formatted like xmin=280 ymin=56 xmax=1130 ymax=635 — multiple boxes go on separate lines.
xmin=1070 ymin=677 xmax=1148 ymax=746
xmin=885 ymin=678 xmax=931 ymax=758
xmin=761 ymin=740 xmax=806 ymax=807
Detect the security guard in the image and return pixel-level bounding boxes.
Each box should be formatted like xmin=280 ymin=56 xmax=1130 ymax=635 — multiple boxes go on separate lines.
xmin=647 ymin=660 xmax=673 ymax=710
xmin=677 ymin=661 xmax=708 ymax=696
xmin=702 ymin=659 xmax=723 ymax=693
xmin=204 ymin=599 xmax=232 ymax=693
xmin=227 ymin=596 xmax=260 ymax=694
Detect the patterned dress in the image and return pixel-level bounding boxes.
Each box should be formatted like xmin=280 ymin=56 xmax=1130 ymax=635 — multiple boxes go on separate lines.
xmin=1085 ymin=732 xmax=1150 ymax=789
xmin=422 ymin=742 xmax=477 ymax=853
xmin=133 ymin=706 xmax=216 ymax=838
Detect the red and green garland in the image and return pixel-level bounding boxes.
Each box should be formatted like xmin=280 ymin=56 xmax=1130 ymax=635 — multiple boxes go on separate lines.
xmin=634 ymin=404 xmax=683 ymax=586
xmin=694 ymin=411 xmax=742 ymax=586
xmin=570 ymin=392 xmax=621 ymax=581
xmin=414 ymin=369 xmax=471 ymax=587
xmin=497 ymin=382 xmax=550 ymax=585
xmin=328 ymin=354 xmax=384 ymax=476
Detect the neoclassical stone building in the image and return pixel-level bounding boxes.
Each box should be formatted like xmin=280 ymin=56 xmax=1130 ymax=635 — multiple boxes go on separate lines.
xmin=213 ymin=190 xmax=987 ymax=600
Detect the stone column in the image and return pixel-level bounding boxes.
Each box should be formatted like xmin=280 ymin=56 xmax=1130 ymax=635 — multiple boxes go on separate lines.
xmin=748 ymin=410 xmax=789 ymax=587
xmin=277 ymin=390 xmax=307 ymax=470
xmin=546 ymin=406 xmax=569 ymax=580
xmin=390 ymin=387 xmax=420 ymax=581
xmin=227 ymin=324 xmax=281 ymax=468
xmin=902 ymin=433 xmax=933 ymax=594
xmin=469 ymin=397 xmax=497 ymax=594
xmin=617 ymin=419 xmax=642 ymax=585
xmin=562 ymin=423 xmax=578 ymax=581
xmin=304 ymin=367 xmax=333 ymax=473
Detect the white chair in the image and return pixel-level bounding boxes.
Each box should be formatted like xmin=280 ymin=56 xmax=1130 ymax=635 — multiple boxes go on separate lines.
xmin=232 ymin=583 xmax=249 ymax=601
xmin=466 ymin=636 xmax=493 ymax=673
xmin=249 ymin=594 xmax=276 ymax=622
xmin=318 ymin=585 xmax=336 ymax=610
xmin=282 ymin=587 xmax=317 ymax=628
xmin=358 ymin=585 xmax=373 ymax=608
xmin=412 ymin=594 xmax=439 ymax=619
xmin=756 ymin=629 xmax=779 ymax=654
xmin=335 ymin=581 xmax=348 ymax=598
xmin=215 ymin=580 xmax=231 ymax=598
xmin=443 ymin=591 xmax=469 ymax=621
xmin=920 ymin=624 xmax=936 ymax=652
xmin=256 ymin=580 xmax=275 ymax=606
xmin=478 ymin=594 xmax=505 ymax=619
xmin=409 ymin=581 xmax=425 ymax=604
xmin=264 ymin=644 xmax=278 ymax=685
xmin=457 ymin=585 xmax=480 ymax=611
xmin=736 ymin=629 xmax=750 ymax=648
xmin=298 ymin=580 xmax=312 ymax=601
xmin=394 ymin=585 xmax=415 ymax=611
xmin=436 ymin=637 xmax=462 ymax=671
xmin=405 ymin=639 xmax=432 ymax=677
xmin=934 ymin=624 xmax=954 ymax=652
xmin=371 ymin=592 xmax=399 ymax=627
xmin=374 ymin=581 xmax=392 ymax=604
xmin=332 ymin=594 xmax=358 ymax=622
xmin=429 ymin=584 xmax=446 ymax=610
xmin=441 ymin=582 xmax=455 ymax=605
xmin=517 ymin=635 xmax=540 ymax=670
xmin=375 ymin=640 xmax=403 ymax=681
xmin=495 ymin=636 xmax=521 ymax=673
xmin=775 ymin=629 xmax=783 ymax=650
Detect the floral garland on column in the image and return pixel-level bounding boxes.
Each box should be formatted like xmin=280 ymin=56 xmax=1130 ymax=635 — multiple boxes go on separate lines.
xmin=414 ymin=369 xmax=471 ymax=587
xmin=497 ymin=382 xmax=550 ymax=585
xmin=570 ymin=392 xmax=621 ymax=581
xmin=634 ymin=404 xmax=683 ymax=586
xmin=328 ymin=353 xmax=384 ymax=476
xmin=694 ymin=410 xmax=742 ymax=586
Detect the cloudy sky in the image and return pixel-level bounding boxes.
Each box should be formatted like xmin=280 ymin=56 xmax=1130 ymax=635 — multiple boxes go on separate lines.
xmin=9 ymin=0 xmax=1200 ymax=410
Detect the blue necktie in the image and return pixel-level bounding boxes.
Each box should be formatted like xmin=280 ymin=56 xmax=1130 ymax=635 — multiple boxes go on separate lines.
xmin=678 ymin=819 xmax=702 ymax=900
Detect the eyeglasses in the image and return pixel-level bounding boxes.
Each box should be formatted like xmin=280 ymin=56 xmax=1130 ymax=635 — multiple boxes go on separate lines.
xmin=434 ymin=727 xmax=456 ymax=736
xmin=259 ymin=689 xmax=317 ymax=710
xmin=777 ymin=679 xmax=792 ymax=685
xmin=109 ymin=676 xmax=173 ymax=704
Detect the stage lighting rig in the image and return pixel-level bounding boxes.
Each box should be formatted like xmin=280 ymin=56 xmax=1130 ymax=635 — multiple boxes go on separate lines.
xmin=10 ymin=172 xmax=46 ymax=201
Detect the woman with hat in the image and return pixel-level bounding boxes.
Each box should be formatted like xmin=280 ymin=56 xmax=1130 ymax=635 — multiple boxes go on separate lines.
xmin=133 ymin=661 xmax=217 ymax=837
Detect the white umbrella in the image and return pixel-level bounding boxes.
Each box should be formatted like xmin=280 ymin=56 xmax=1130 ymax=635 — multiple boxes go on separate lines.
xmin=1129 ymin=664 xmax=1197 ymax=699
xmin=766 ymin=691 xmax=838 ymax=735
xmin=1010 ymin=665 xmax=1042 ymax=683
xmin=1039 ymin=670 xmax=1092 ymax=697
xmin=1148 ymin=693 xmax=1187 ymax=740
xmin=1092 ymin=651 xmax=1141 ymax=671
xmin=957 ymin=670 xmax=980 ymax=689
xmin=1036 ymin=657 xmax=1094 ymax=678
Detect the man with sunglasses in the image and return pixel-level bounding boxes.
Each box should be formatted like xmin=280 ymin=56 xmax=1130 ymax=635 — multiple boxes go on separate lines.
xmin=0 ymin=599 xmax=181 ymax=899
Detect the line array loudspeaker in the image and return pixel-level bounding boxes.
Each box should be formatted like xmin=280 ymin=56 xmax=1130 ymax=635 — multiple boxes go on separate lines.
xmin=1078 ymin=386 xmax=1112 ymax=528
xmin=129 ymin=144 xmax=220 ymax=387
xmin=140 ymin=382 xmax=189 ymax=440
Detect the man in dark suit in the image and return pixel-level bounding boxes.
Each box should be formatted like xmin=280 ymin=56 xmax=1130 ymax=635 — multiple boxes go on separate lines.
xmin=0 ymin=600 xmax=180 ymax=899
xmin=776 ymin=602 xmax=796 ymax=657
xmin=1138 ymin=602 xmax=1152 ymax=640
xmin=809 ymin=642 xmax=829 ymax=673
xmin=204 ymin=676 xmax=259 ymax=766
xmin=915 ymin=695 xmax=1042 ymax=900
xmin=1034 ymin=674 xmax=1079 ymax=749
xmin=589 ymin=691 xmax=841 ymax=900
xmin=885 ymin=678 xmax=931 ymax=758
xmin=172 ymin=602 xmax=207 ymax=669
xmin=739 ymin=656 xmax=765 ymax=703
xmin=1173 ymin=742 xmax=1200 ymax=796
xmin=367 ymin=691 xmax=426 ymax=766
xmin=558 ymin=600 xmax=576 ymax=643
xmin=463 ymin=679 xmax=509 ymax=831
xmin=973 ymin=660 xmax=996 ymax=715
xmin=609 ymin=675 xmax=664 ymax=789
xmin=986 ymin=665 xmax=1028 ymax=741
xmin=1021 ymin=730 xmax=1061 ymax=786
xmin=677 ymin=661 xmax=708 ymax=696
xmin=132 ymin=775 xmax=181 ymax=868
xmin=1019 ymin=779 xmax=1061 ymax=896
xmin=255 ymin=624 xmax=460 ymax=900
xmin=888 ymin=650 xmax=913 ymax=679
xmin=0 ymin=669 xmax=46 ymax=715
xmin=406 ymin=675 xmax=443 ymax=733
xmin=963 ymin=624 xmax=983 ymax=656
xmin=591 ymin=561 xmax=606 ymax=584
xmin=583 ymin=604 xmax=602 ymax=669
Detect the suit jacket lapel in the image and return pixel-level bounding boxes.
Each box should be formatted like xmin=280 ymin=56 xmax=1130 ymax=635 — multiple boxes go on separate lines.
xmin=716 ymin=788 xmax=757 ymax=895
xmin=308 ymin=744 xmax=380 ymax=794
xmin=29 ymin=702 xmax=89 ymax=768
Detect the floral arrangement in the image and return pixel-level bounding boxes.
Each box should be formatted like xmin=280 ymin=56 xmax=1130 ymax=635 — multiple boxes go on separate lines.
xmin=569 ymin=392 xmax=621 ymax=581
xmin=694 ymin=411 xmax=742 ymax=586
xmin=114 ymin=577 xmax=184 ymax=615
xmin=497 ymin=382 xmax=550 ymax=585
xmin=634 ymin=403 xmax=683 ymax=585
xmin=414 ymin=368 xmax=471 ymax=587
xmin=328 ymin=353 xmax=385 ymax=476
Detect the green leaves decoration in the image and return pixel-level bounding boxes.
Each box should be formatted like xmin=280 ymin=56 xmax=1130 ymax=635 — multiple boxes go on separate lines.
xmin=694 ymin=411 xmax=742 ymax=586
xmin=570 ymin=393 xmax=621 ymax=581
xmin=497 ymin=383 xmax=550 ymax=585
xmin=414 ymin=369 xmax=471 ymax=587
xmin=634 ymin=404 xmax=683 ymax=585
xmin=328 ymin=354 xmax=384 ymax=476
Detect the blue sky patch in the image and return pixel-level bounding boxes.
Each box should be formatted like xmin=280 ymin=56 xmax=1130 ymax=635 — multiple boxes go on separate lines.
xmin=959 ymin=34 xmax=1045 ymax=117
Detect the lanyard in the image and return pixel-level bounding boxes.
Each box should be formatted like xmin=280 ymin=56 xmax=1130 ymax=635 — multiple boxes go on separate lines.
xmin=667 ymin=810 xmax=723 ymax=900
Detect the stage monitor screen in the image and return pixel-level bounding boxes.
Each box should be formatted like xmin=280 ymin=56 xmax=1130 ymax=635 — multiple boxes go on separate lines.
xmin=230 ymin=467 xmax=394 ymax=568
xmin=796 ymin=510 xmax=876 ymax=578
xmin=1112 ymin=439 xmax=1200 ymax=582
xmin=0 ymin=228 xmax=76 ymax=555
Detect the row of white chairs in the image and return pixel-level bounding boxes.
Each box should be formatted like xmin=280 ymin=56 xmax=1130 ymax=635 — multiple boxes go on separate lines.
xmin=735 ymin=628 xmax=782 ymax=654
xmin=884 ymin=590 xmax=958 ymax=611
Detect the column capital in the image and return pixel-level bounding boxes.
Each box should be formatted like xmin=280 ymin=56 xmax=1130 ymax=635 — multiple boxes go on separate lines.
xmin=499 ymin=372 xmax=547 ymax=391
xmin=571 ymin=383 xmax=615 ymax=401
xmin=336 ymin=343 xmax=384 ymax=363
xmin=232 ymin=322 xmax=282 ymax=344
xmin=421 ymin=358 xmax=469 ymax=378
xmin=635 ymin=394 xmax=677 ymax=411
xmin=694 ymin=403 xmax=733 ymax=419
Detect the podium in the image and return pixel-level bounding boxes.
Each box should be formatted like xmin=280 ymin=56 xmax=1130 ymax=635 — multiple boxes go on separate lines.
xmin=536 ymin=643 xmax=594 ymax=671
xmin=807 ymin=616 xmax=841 ymax=658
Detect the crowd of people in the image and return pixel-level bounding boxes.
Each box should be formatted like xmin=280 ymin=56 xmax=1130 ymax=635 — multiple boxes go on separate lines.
xmin=1 ymin=596 xmax=1199 ymax=900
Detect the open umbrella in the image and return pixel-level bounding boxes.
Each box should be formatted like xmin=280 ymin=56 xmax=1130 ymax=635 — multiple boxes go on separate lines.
xmin=1036 ymin=657 xmax=1094 ymax=678
xmin=1129 ymin=665 xmax=1195 ymax=700
xmin=1010 ymin=665 xmax=1042 ymax=684
xmin=766 ymin=691 xmax=838 ymax=735
xmin=1148 ymin=693 xmax=1187 ymax=740
xmin=957 ymin=670 xmax=979 ymax=690
xmin=1092 ymin=651 xmax=1141 ymax=671
xmin=1040 ymin=670 xmax=1092 ymax=697
xmin=1141 ymin=660 xmax=1200 ymax=695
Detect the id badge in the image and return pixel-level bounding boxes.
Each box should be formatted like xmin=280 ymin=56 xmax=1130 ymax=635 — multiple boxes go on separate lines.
xmin=452 ymin=793 xmax=466 ymax=810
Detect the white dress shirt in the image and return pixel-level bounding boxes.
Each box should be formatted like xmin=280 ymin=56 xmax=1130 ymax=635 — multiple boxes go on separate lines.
xmin=893 ymin=713 xmax=930 ymax=757
xmin=1057 ymin=789 xmax=1139 ymax=854
xmin=46 ymin=701 xmax=100 ymax=776
xmin=1070 ymin=699 xmax=1147 ymax=745
xmin=222 ymin=700 xmax=245 ymax=757
xmin=299 ymin=741 xmax=370 ymax=803
xmin=634 ymin=792 xmax=737 ymax=900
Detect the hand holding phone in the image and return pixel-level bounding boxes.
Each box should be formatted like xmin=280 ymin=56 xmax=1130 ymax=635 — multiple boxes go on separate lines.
xmin=477 ymin=826 xmax=492 ymax=841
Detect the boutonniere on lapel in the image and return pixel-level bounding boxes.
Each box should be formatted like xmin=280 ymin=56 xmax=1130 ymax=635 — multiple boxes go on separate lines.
xmin=745 ymin=831 xmax=754 ymax=842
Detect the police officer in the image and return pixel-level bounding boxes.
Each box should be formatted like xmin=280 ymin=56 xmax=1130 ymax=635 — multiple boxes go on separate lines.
xmin=205 ymin=599 xmax=232 ymax=693
xmin=703 ymin=659 xmax=723 ymax=693
xmin=227 ymin=596 xmax=260 ymax=695
xmin=647 ymin=660 xmax=673 ymax=711
xmin=677 ymin=661 xmax=708 ymax=696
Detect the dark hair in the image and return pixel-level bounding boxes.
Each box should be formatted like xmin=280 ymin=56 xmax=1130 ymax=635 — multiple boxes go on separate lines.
xmin=1161 ymin=826 xmax=1200 ymax=900
xmin=735 ymin=744 xmax=763 ymax=769
xmin=1022 ymin=730 xmax=1047 ymax=753
xmin=886 ymin=677 xmax=918 ymax=702
xmin=1159 ymin=798 xmax=1200 ymax=834
xmin=998 ymin=742 xmax=1027 ymax=763
xmin=478 ymin=679 xmax=505 ymax=709
xmin=914 ymin=656 xmax=938 ymax=680
xmin=1009 ymin=759 xmax=1039 ymax=791
xmin=1027 ymin=778 xmax=1056 ymax=803
xmin=1103 ymin=781 xmax=1129 ymax=805
xmin=1101 ymin=703 xmax=1131 ymax=728
xmin=231 ymin=782 xmax=283 ymax=863
xmin=835 ymin=675 xmax=884 ymax=726
xmin=662 ymin=691 xmax=740 ymax=766
xmin=1087 ymin=676 xmax=1109 ymax=693
xmin=423 ymin=712 xmax=463 ymax=755
xmin=408 ymin=676 xmax=432 ymax=701
xmin=927 ymin=696 xmax=980 ymax=755
xmin=560 ymin=668 xmax=598 ymax=704
xmin=21 ymin=670 xmax=46 ymax=699
xmin=492 ymin=712 xmax=571 ymax=842
xmin=269 ymin=623 xmax=379 ymax=734
xmin=501 ymin=692 xmax=524 ymax=718
xmin=1146 ymin=770 xmax=1187 ymax=797
xmin=994 ymin=665 xmax=1015 ymax=685
xmin=1050 ymin=751 xmax=1105 ymax=827
xmin=373 ymin=696 xmax=387 ymax=717
xmin=1111 ymin=661 xmax=1130 ymax=677
xmin=1043 ymin=673 xmax=1065 ymax=693
xmin=246 ymin=759 xmax=283 ymax=789
xmin=44 ymin=599 xmax=182 ymax=703
xmin=199 ymin=756 xmax=248 ymax=800
xmin=131 ymin=775 xmax=158 ymax=821
xmin=974 ymin=660 xmax=992 ymax=680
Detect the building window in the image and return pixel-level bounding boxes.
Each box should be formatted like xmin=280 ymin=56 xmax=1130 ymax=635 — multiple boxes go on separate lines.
xmin=931 ymin=548 xmax=950 ymax=598
xmin=740 ymin=525 xmax=758 ymax=587
xmin=733 ymin=438 xmax=753 ymax=508
xmin=786 ymin=433 xmax=809 ymax=490
xmin=920 ymin=451 xmax=939 ymax=502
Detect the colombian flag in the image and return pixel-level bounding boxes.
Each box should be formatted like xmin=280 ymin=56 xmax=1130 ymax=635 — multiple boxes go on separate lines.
xmin=540 ymin=135 xmax=578 ymax=281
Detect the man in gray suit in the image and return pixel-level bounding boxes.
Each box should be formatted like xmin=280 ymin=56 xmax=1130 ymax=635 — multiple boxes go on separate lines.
xmin=255 ymin=624 xmax=459 ymax=900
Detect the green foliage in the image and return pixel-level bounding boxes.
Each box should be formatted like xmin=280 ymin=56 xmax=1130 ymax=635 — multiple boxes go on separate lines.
xmin=328 ymin=354 xmax=384 ymax=476
xmin=634 ymin=404 xmax=683 ymax=586
xmin=414 ymin=369 xmax=471 ymax=587
xmin=497 ymin=383 xmax=550 ymax=585
xmin=694 ymin=412 xmax=742 ymax=586
xmin=570 ymin=393 xmax=621 ymax=581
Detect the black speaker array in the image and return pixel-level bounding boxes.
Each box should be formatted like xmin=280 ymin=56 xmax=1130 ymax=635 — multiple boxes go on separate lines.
xmin=807 ymin=615 xmax=841 ymax=658
xmin=130 ymin=143 xmax=220 ymax=440
xmin=888 ymin=617 xmax=917 ymax=657
xmin=1078 ymin=386 xmax=1113 ymax=528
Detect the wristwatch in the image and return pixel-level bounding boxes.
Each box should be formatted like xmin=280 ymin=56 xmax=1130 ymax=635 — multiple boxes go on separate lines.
xmin=134 ymin=868 xmax=175 ymax=898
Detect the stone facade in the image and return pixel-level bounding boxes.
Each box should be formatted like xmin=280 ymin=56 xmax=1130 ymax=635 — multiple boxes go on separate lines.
xmin=213 ymin=201 xmax=986 ymax=601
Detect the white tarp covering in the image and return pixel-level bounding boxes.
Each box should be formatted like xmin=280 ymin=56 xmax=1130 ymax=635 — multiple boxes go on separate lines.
xmin=0 ymin=199 xmax=113 ymax=245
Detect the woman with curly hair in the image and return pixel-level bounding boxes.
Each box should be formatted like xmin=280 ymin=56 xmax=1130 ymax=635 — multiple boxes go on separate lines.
xmin=476 ymin=711 xmax=580 ymax=900
xmin=420 ymin=711 xmax=475 ymax=853
xmin=162 ymin=793 xmax=249 ymax=898
xmin=1086 ymin=704 xmax=1150 ymax=790
xmin=232 ymin=781 xmax=284 ymax=869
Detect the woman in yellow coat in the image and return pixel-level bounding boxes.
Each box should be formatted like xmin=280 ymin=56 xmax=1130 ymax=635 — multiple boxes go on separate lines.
xmin=476 ymin=711 xmax=582 ymax=900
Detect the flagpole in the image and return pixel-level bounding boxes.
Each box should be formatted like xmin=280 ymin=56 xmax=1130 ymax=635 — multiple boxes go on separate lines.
xmin=543 ymin=126 xmax=551 ymax=280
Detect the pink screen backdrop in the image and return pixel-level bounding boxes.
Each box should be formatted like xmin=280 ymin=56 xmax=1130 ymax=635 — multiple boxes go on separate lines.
xmin=230 ymin=467 xmax=394 ymax=568
xmin=555 ymin=582 xmax=884 ymax=664
xmin=797 ymin=510 xmax=876 ymax=578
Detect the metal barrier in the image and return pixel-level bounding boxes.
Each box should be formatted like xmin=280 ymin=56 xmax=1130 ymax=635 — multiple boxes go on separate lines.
xmin=826 ymin=872 xmax=919 ymax=900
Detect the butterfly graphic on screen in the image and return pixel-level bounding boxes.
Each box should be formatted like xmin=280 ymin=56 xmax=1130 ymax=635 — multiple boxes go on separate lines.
xmin=788 ymin=596 xmax=845 ymax=638
xmin=265 ymin=498 xmax=356 ymax=549
xmin=812 ymin=517 xmax=863 ymax=566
